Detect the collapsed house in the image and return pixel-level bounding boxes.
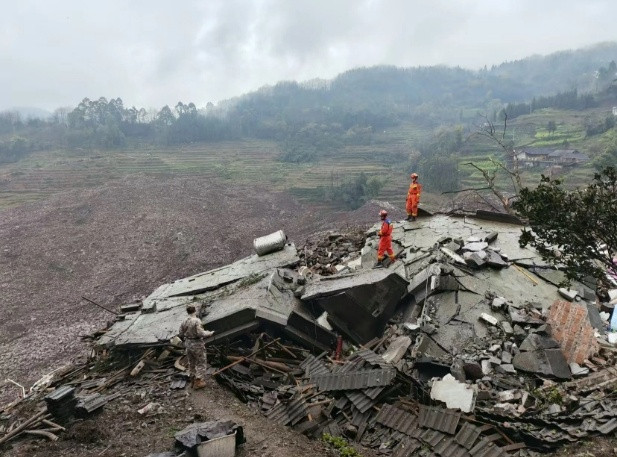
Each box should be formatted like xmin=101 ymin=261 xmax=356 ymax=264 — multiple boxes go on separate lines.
xmin=3 ymin=213 xmax=617 ymax=455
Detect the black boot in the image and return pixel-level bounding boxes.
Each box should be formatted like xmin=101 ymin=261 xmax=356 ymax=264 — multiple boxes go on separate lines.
xmin=411 ymin=216 xmax=417 ymax=221
xmin=406 ymin=215 xmax=412 ymax=221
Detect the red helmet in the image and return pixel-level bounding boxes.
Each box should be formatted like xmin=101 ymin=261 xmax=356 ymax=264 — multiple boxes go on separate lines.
xmin=379 ymin=209 xmax=388 ymax=217
xmin=411 ymin=173 xmax=418 ymax=179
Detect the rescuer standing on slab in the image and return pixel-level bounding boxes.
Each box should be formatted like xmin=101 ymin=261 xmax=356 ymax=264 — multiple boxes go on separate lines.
xmin=376 ymin=209 xmax=396 ymax=267
xmin=406 ymin=172 xmax=422 ymax=221
xmin=179 ymin=305 xmax=214 ymax=389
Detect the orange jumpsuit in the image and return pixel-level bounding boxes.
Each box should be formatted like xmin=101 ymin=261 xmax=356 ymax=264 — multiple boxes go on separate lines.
xmin=406 ymin=181 xmax=422 ymax=217
xmin=377 ymin=219 xmax=395 ymax=261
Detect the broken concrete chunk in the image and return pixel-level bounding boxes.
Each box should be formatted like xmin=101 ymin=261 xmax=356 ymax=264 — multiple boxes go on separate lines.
xmin=519 ymin=334 xmax=561 ymax=352
xmin=463 ymin=241 xmax=489 ymax=252
xmin=463 ymin=251 xmax=487 ymax=268
xmin=501 ymin=352 xmax=513 ymax=364
xmin=496 ymin=364 xmax=517 ymax=374
xmin=481 ymin=359 xmax=492 ymax=375
xmin=500 ymin=321 xmax=514 ymax=335
xmin=558 ymin=288 xmax=579 ymax=302
xmin=480 ymin=313 xmax=499 ymax=326
xmin=569 ymin=362 xmax=590 ymax=377
xmin=513 ymin=349 xmax=571 ymax=379
xmin=175 ymin=421 xmax=244 ymax=451
xmin=491 ymin=297 xmax=507 ymax=310
xmin=484 ymin=232 xmax=499 ymax=244
xmin=497 ymin=390 xmax=521 ymax=402
xmin=431 ymin=274 xmax=459 ymax=292
xmin=430 ymin=374 xmax=476 ymax=413
xmin=444 ymin=241 xmax=462 ymax=253
xmin=403 ymin=322 xmax=421 ymax=332
xmin=488 ymin=356 xmax=502 ymax=365
xmin=440 ymin=247 xmax=466 ymax=265
xmin=486 ymin=250 xmax=508 ymax=268
xmin=509 ymin=308 xmax=545 ymax=325
xmin=382 ymin=336 xmax=412 ymax=364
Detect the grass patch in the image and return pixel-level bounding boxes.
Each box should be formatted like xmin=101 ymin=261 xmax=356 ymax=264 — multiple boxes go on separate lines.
xmin=322 ymin=433 xmax=363 ymax=457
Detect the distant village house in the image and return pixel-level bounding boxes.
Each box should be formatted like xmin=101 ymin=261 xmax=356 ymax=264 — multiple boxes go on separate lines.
xmin=514 ymin=147 xmax=589 ymax=168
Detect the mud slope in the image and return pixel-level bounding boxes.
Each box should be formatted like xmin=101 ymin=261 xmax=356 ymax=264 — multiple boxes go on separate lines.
xmin=0 ymin=174 xmax=389 ymax=386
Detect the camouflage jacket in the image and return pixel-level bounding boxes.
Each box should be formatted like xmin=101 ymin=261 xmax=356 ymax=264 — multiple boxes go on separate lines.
xmin=179 ymin=315 xmax=213 ymax=340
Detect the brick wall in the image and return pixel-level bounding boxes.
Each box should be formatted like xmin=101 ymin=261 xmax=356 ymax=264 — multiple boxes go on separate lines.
xmin=547 ymin=300 xmax=599 ymax=364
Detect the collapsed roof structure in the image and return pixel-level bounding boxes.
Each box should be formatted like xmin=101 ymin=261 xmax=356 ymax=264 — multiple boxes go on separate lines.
xmin=6 ymin=213 xmax=617 ymax=455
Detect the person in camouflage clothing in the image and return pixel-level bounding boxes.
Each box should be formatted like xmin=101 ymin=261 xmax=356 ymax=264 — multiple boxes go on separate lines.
xmin=179 ymin=305 xmax=214 ymax=389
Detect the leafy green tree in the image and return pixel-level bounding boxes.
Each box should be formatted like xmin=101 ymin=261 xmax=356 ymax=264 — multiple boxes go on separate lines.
xmin=514 ymin=167 xmax=617 ymax=282
xmin=323 ymin=172 xmax=384 ymax=209
xmin=418 ymin=155 xmax=460 ymax=192
xmin=547 ymin=120 xmax=556 ymax=136
xmin=593 ymin=130 xmax=617 ymax=171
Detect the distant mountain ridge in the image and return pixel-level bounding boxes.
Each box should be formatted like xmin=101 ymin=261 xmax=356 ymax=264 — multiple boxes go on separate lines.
xmin=224 ymin=42 xmax=617 ymax=127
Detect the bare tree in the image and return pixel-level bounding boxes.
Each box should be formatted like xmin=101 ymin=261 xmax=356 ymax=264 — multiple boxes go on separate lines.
xmin=457 ymin=114 xmax=523 ymax=215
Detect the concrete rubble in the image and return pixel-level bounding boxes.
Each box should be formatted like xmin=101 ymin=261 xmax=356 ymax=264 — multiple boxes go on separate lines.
xmin=93 ymin=215 xmax=617 ymax=453
xmin=4 ymin=214 xmax=617 ymax=456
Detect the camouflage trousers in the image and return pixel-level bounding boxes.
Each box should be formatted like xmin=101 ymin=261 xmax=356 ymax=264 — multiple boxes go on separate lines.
xmin=185 ymin=339 xmax=207 ymax=380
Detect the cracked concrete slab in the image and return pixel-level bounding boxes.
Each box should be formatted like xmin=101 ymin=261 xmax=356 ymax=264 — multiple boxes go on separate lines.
xmin=302 ymin=268 xmax=409 ymax=344
xmin=158 ymin=244 xmax=299 ymax=298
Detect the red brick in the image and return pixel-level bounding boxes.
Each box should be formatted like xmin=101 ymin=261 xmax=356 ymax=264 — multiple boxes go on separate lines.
xmin=546 ymin=300 xmax=598 ymax=363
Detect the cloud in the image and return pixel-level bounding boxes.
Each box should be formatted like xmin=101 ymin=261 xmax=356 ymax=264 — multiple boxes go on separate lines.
xmin=1 ymin=0 xmax=616 ymax=110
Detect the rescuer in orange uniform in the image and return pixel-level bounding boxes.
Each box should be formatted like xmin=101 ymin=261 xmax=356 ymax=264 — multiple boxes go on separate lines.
xmin=406 ymin=172 xmax=422 ymax=221
xmin=376 ymin=209 xmax=395 ymax=267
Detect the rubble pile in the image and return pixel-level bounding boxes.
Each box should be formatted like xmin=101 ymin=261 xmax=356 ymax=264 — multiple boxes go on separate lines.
xmin=298 ymin=229 xmax=366 ymax=275
xmin=3 ymin=213 xmax=617 ymax=455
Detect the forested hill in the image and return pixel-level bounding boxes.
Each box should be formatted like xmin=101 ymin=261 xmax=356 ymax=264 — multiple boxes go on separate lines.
xmin=489 ymin=41 xmax=617 ymax=95
xmin=228 ymin=42 xmax=617 ymax=127
xmin=1 ymin=42 xmax=616 ymax=164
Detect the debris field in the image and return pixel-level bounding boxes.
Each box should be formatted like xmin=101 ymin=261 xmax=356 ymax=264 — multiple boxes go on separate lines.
xmin=3 ymin=212 xmax=617 ymax=457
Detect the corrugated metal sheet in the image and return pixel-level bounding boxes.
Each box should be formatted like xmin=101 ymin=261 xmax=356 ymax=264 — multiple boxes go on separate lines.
xmin=300 ymin=354 xmax=330 ymax=377
xmin=351 ymin=348 xmax=389 ymax=368
xmin=468 ymin=438 xmax=506 ymax=457
xmin=351 ymin=407 xmax=372 ymax=428
xmin=420 ymin=429 xmax=447 ymax=447
xmin=345 ymin=390 xmax=381 ymax=414
xmin=75 ymin=393 xmax=108 ymax=414
xmin=170 ymin=379 xmax=187 ymax=389
xmin=364 ymin=386 xmax=385 ymax=399
xmin=455 ymin=422 xmax=482 ymax=449
xmin=331 ymin=357 xmax=366 ymax=373
xmin=311 ymin=368 xmax=396 ymax=391
xmin=419 ymin=405 xmax=461 ymax=435
xmin=45 ymin=385 xmax=75 ymax=402
xmin=265 ymin=395 xmax=308 ymax=426
xmin=375 ymin=403 xmax=420 ymax=436
xmin=434 ymin=437 xmax=471 ymax=457
xmin=334 ymin=396 xmax=349 ymax=410
xmin=597 ymin=418 xmax=617 ymax=434
xmin=393 ymin=437 xmax=421 ymax=457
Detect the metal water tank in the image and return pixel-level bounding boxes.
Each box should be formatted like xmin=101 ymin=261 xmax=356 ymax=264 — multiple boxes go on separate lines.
xmin=253 ymin=230 xmax=287 ymax=256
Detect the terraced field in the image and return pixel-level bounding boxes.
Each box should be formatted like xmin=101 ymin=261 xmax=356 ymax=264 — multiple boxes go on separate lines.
xmin=2 ymin=109 xmax=605 ymax=213
xmin=0 ymin=125 xmax=440 ymax=212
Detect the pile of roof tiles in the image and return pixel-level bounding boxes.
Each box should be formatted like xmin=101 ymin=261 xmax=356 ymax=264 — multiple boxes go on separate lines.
xmin=213 ymin=336 xmax=527 ymax=456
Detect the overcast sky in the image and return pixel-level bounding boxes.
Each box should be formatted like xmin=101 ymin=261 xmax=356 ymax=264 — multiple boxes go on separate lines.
xmin=2 ymin=0 xmax=616 ymax=112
